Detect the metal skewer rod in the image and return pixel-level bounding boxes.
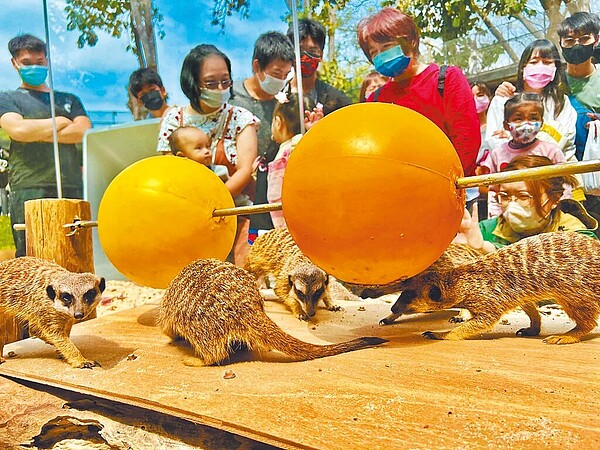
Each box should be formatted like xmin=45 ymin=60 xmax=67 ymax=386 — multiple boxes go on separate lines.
xmin=212 ymin=160 xmax=600 ymax=217
xmin=13 ymin=160 xmax=600 ymax=225
xmin=455 ymin=159 xmax=600 ymax=189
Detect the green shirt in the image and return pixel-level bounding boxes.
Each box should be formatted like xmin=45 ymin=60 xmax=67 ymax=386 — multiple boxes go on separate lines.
xmin=567 ymin=64 xmax=600 ymax=112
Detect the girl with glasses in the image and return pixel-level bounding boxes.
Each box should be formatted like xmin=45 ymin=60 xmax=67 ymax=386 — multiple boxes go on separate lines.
xmin=454 ymin=155 xmax=597 ymax=254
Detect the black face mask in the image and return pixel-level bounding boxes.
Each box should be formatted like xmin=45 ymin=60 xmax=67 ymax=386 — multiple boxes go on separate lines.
xmin=140 ymin=90 xmax=165 ymax=111
xmin=561 ymin=43 xmax=595 ymax=65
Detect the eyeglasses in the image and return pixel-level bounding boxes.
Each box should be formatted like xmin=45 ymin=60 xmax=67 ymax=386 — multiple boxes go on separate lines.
xmin=561 ymin=34 xmax=595 ymax=49
xmin=201 ymin=79 xmax=233 ymax=90
xmin=496 ymin=191 xmax=534 ymax=206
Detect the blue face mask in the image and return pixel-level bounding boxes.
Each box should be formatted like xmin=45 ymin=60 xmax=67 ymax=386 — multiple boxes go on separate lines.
xmin=372 ymin=46 xmax=411 ymax=78
xmin=18 ymin=64 xmax=48 ymax=87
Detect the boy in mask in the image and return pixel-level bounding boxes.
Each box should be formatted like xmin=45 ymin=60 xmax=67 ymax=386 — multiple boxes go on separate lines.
xmin=0 ymin=33 xmax=91 ymax=257
xmin=229 ymin=31 xmax=295 ymax=243
xmin=478 ymin=93 xmax=567 ymax=217
xmin=129 ymin=68 xmax=170 ymax=119
xmin=286 ymin=18 xmax=351 ymax=116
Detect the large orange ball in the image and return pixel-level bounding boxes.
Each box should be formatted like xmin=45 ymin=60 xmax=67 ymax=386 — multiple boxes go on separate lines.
xmin=98 ymin=156 xmax=236 ymax=288
xmin=282 ymin=103 xmax=464 ymax=285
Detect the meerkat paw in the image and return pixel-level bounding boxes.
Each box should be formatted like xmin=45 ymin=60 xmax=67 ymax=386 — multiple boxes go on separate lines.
xmin=516 ymin=326 xmax=541 ymax=337
xmin=448 ymin=315 xmax=464 ymax=323
xmin=327 ymin=305 xmax=342 ymax=312
xmin=422 ymin=331 xmax=450 ymax=340
xmin=379 ymin=313 xmax=401 ymax=326
xmin=543 ymin=335 xmax=581 ymax=345
xmin=183 ymin=356 xmax=207 ymax=367
xmin=297 ymin=313 xmax=310 ymax=321
xmin=73 ymin=359 xmax=101 ymax=369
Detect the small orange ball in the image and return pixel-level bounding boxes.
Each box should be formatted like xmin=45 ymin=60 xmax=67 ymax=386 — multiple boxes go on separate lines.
xmin=282 ymin=103 xmax=464 ymax=285
xmin=98 ymin=156 xmax=236 ymax=288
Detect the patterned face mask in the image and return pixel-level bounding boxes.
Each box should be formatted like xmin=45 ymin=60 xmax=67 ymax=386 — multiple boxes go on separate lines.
xmin=300 ymin=51 xmax=321 ymax=78
xmin=507 ymin=120 xmax=542 ymax=145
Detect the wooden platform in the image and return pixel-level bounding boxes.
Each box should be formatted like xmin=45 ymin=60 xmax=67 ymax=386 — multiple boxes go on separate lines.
xmin=1 ymin=298 xmax=599 ymax=449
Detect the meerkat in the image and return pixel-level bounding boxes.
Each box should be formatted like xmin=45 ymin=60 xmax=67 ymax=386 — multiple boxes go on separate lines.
xmin=379 ymin=243 xmax=483 ymax=325
xmin=158 ymin=259 xmax=387 ymax=365
xmin=245 ymin=228 xmax=341 ymax=321
xmin=0 ymin=257 xmax=105 ymax=368
xmin=390 ymin=232 xmax=600 ymax=344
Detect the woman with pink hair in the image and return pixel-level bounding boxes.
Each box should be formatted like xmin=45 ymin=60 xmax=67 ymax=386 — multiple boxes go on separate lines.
xmin=357 ymin=8 xmax=480 ymax=176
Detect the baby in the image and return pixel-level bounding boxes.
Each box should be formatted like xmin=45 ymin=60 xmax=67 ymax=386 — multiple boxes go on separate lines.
xmin=169 ymin=126 xmax=252 ymax=207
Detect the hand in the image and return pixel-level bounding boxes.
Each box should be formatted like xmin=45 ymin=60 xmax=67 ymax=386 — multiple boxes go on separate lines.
xmin=304 ymin=104 xmax=324 ymax=130
xmin=475 ymin=165 xmax=490 ymax=176
xmin=452 ymin=203 xmax=485 ymax=250
xmin=495 ymin=81 xmax=515 ymax=98
xmin=585 ymin=114 xmax=600 ymax=129
xmin=491 ymin=129 xmax=510 ymax=139
xmin=251 ymin=155 xmax=261 ymax=173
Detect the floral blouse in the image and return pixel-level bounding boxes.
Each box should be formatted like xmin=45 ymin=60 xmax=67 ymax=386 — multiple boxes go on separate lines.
xmin=156 ymin=103 xmax=260 ymax=166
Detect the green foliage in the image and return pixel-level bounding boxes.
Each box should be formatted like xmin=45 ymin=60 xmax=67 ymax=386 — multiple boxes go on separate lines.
xmin=0 ymin=216 xmax=15 ymax=250
xmin=64 ymin=0 xmax=164 ymax=55
xmin=384 ymin=0 xmax=532 ymax=41
xmin=426 ymin=32 xmax=505 ymax=74
xmin=0 ymin=129 xmax=9 ymax=150
xmin=318 ymin=59 xmax=370 ymax=103
xmin=211 ymin=0 xmax=250 ymax=29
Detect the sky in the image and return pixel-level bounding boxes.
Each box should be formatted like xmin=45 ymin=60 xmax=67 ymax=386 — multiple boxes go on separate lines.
xmin=0 ymin=0 xmax=292 ymax=118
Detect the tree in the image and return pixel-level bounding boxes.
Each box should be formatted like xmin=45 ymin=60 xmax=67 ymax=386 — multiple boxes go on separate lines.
xmin=211 ymin=0 xmax=250 ymax=29
xmin=64 ymin=0 xmax=164 ymax=119
xmin=386 ymin=0 xmax=594 ymax=74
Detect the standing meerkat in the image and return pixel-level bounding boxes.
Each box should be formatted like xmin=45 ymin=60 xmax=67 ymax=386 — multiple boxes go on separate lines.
xmin=380 ymin=243 xmax=483 ymax=325
xmin=0 ymin=257 xmax=105 ymax=368
xmin=245 ymin=228 xmax=341 ymax=321
xmin=158 ymin=259 xmax=386 ymax=365
xmin=390 ymin=232 xmax=600 ymax=344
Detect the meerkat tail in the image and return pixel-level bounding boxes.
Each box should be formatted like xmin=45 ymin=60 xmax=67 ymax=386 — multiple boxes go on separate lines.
xmin=248 ymin=315 xmax=386 ymax=361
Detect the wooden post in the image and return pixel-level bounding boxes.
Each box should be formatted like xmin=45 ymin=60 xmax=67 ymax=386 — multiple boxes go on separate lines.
xmin=25 ymin=198 xmax=95 ymax=273
xmin=1 ymin=199 xmax=98 ymax=351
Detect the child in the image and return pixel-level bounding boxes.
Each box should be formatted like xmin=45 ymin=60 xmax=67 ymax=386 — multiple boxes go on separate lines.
xmin=170 ymin=126 xmax=252 ymax=207
xmin=479 ymin=93 xmax=568 ymax=216
xmin=359 ymin=71 xmax=389 ymax=102
xmin=267 ymin=94 xmax=315 ymax=228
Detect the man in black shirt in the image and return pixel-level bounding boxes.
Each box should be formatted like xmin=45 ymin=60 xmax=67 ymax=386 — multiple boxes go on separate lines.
xmin=286 ymin=18 xmax=352 ymax=115
xmin=0 ymin=33 xmax=91 ymax=256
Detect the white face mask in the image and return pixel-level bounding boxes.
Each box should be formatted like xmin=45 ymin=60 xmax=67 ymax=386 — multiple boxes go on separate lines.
xmin=200 ymin=88 xmax=230 ymax=109
xmin=259 ymin=72 xmax=287 ymax=96
xmin=503 ymin=201 xmax=549 ymax=234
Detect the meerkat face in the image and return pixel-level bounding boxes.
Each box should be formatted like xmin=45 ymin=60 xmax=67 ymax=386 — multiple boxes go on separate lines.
xmin=46 ymin=274 xmax=105 ymax=320
xmin=391 ymin=273 xmax=452 ymax=315
xmin=288 ymin=267 xmax=329 ymax=318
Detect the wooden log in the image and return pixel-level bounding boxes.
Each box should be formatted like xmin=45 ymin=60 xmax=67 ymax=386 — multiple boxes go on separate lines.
xmin=24 ymin=198 xmax=94 ymax=273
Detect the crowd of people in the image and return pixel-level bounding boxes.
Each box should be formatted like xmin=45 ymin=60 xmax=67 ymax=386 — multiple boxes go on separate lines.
xmin=0 ymin=10 xmax=599 ymax=264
